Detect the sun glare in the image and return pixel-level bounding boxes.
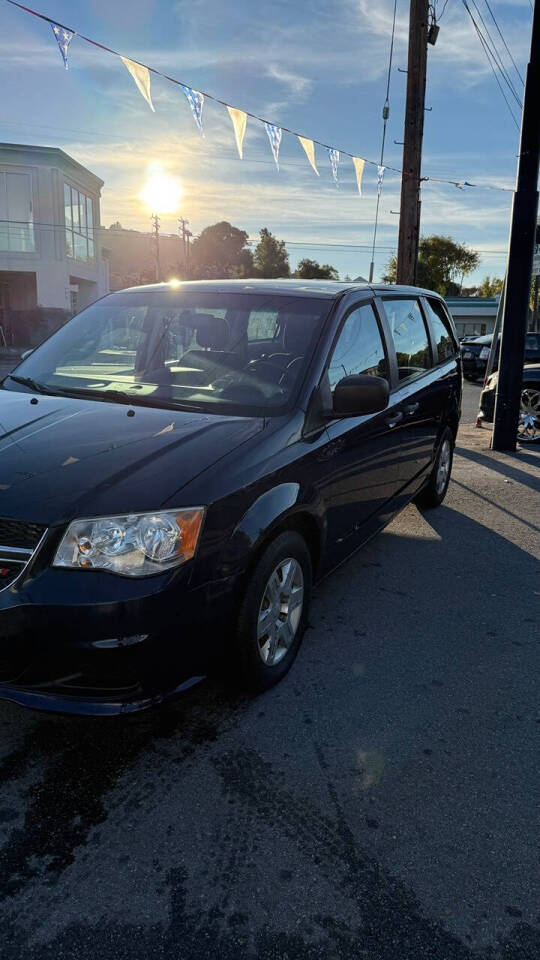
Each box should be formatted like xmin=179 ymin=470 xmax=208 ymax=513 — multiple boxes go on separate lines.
xmin=140 ymin=164 xmax=184 ymax=214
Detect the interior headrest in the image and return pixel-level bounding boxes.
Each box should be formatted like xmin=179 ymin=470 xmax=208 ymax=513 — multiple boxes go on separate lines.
xmin=195 ymin=316 xmax=229 ymax=349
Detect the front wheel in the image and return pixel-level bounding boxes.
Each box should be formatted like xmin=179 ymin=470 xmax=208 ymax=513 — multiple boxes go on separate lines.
xmin=415 ymin=427 xmax=454 ymax=509
xmin=517 ymin=387 xmax=540 ymax=443
xmin=234 ymin=531 xmax=312 ymax=692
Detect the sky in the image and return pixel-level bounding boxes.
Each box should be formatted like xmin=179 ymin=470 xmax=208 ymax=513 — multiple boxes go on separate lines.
xmin=0 ymin=0 xmax=534 ymax=283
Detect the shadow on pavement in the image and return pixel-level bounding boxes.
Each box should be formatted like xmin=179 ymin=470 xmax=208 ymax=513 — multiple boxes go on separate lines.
xmin=455 ymin=443 xmax=540 ymax=493
xmin=0 ymin=497 xmax=539 ymax=960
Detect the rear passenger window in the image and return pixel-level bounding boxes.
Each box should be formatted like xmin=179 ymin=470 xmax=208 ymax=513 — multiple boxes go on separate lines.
xmin=384 ymin=298 xmax=431 ymax=382
xmin=424 ymin=298 xmax=456 ymax=363
xmin=328 ymin=304 xmax=388 ymax=392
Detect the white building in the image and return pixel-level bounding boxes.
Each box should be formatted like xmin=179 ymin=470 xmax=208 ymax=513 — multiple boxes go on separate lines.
xmin=445 ymin=295 xmax=500 ymax=339
xmin=0 ymin=143 xmax=109 ymax=346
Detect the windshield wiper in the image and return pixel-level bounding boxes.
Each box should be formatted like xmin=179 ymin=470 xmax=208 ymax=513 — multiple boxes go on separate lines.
xmin=46 ymin=385 xmax=204 ymax=411
xmin=7 ymin=375 xmax=56 ymax=395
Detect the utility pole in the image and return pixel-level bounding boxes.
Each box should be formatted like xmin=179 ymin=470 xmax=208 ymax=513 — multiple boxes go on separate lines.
xmin=151 ymin=213 xmax=161 ymax=283
xmin=492 ymin=0 xmax=540 ymax=450
xmin=396 ymin=0 xmax=429 ymax=285
xmin=178 ymin=217 xmax=189 ymax=271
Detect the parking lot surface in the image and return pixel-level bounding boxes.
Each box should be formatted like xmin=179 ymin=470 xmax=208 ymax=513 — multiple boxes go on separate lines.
xmin=1 ymin=382 xmax=539 ymax=960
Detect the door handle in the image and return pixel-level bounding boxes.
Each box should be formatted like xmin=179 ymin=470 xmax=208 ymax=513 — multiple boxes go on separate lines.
xmin=385 ymin=411 xmax=403 ymax=428
xmin=403 ymin=401 xmax=419 ymax=415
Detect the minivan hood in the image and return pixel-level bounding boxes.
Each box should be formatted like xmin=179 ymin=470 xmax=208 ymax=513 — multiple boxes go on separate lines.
xmin=0 ymin=391 xmax=263 ymax=526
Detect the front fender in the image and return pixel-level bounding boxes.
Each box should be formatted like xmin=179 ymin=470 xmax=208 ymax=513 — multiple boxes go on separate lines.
xmin=222 ymin=482 xmax=325 ymax=577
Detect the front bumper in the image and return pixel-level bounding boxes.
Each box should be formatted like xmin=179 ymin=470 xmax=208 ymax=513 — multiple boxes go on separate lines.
xmin=0 ymin=562 xmax=235 ymax=715
xmin=479 ymin=385 xmax=496 ymax=422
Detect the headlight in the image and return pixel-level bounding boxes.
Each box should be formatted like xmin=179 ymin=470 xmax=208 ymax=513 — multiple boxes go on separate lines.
xmin=53 ymin=508 xmax=205 ymax=577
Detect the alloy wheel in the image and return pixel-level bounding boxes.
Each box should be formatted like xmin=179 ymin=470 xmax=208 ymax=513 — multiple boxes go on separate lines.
xmin=257 ymin=558 xmax=304 ymax=666
xmin=436 ymin=438 xmax=451 ymax=495
xmin=517 ymin=388 xmax=540 ymax=443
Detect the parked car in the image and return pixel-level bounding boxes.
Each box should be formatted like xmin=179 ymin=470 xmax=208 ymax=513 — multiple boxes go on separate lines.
xmin=461 ymin=332 xmax=540 ymax=382
xmin=0 ymin=280 xmax=461 ymax=715
xmin=480 ymin=363 xmax=540 ymax=442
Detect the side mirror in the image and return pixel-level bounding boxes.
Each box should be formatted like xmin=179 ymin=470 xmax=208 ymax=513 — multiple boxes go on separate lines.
xmin=331 ymin=374 xmax=389 ymax=417
xmin=21 ymin=349 xmax=34 ymax=360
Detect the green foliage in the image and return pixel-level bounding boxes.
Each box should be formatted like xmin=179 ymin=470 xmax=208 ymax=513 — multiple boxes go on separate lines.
xmin=295 ymin=258 xmax=339 ymax=280
xmin=253 ymin=228 xmax=290 ymax=278
xmin=382 ymin=235 xmax=480 ymax=295
xmin=477 ymin=275 xmax=503 ymax=298
xmin=190 ymin=221 xmax=254 ymax=279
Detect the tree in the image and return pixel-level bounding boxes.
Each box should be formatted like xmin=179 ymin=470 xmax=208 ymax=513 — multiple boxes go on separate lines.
xmin=295 ymin=258 xmax=339 ymax=280
xmin=253 ymin=228 xmax=290 ymax=278
xmin=382 ymin=235 xmax=480 ymax=296
xmin=190 ymin=221 xmax=254 ymax=279
xmin=477 ymin=275 xmax=503 ymax=298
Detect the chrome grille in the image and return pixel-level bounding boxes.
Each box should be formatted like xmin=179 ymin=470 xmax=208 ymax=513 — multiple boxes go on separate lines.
xmin=0 ymin=518 xmax=47 ymax=591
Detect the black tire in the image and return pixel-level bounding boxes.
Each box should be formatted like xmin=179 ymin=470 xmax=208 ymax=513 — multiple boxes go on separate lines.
xmin=415 ymin=426 xmax=454 ymax=509
xmin=234 ymin=531 xmax=312 ymax=692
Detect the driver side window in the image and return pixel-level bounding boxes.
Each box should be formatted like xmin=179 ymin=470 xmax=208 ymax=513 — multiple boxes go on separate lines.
xmin=328 ymin=303 xmax=388 ymax=393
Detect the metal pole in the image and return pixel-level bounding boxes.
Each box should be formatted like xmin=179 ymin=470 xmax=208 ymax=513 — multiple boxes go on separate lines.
xmin=396 ymin=0 xmax=429 ymax=285
xmin=492 ymin=0 xmax=540 ymax=450
xmin=484 ymin=279 xmax=506 ymax=385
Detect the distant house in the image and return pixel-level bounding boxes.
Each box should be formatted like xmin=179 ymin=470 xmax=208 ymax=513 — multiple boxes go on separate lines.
xmin=445 ymin=295 xmax=500 ymax=338
xmin=102 ymin=223 xmax=185 ymax=291
xmin=0 ymin=143 xmax=109 ymax=348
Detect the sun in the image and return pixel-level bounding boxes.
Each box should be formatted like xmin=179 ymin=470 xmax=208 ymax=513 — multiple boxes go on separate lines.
xmin=140 ymin=164 xmax=184 ymax=215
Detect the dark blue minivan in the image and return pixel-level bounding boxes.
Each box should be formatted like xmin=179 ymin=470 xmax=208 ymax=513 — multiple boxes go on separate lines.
xmin=0 ymin=280 xmax=461 ymax=714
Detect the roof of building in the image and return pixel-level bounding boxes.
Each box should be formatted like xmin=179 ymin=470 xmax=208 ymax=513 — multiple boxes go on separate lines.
xmin=445 ymin=295 xmax=500 ymax=317
xmin=116 ymin=278 xmax=447 ymax=300
xmin=0 ymin=142 xmax=104 ymax=190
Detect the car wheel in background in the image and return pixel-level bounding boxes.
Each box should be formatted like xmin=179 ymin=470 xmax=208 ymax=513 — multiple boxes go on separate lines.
xmin=517 ymin=387 xmax=540 ymax=443
xmin=235 ymin=531 xmax=312 ymax=692
xmin=415 ymin=426 xmax=454 ymax=509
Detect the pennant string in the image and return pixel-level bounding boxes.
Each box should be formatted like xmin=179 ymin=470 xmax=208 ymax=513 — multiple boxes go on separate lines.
xmin=3 ymin=0 xmax=515 ymax=193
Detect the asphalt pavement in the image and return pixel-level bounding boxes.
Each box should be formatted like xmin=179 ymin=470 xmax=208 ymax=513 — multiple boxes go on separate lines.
xmin=1 ymin=381 xmax=539 ymax=960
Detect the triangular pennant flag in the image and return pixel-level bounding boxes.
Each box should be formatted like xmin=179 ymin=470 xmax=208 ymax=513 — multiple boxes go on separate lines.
xmin=181 ymin=86 xmax=205 ymax=135
xmin=51 ymin=23 xmax=74 ymax=70
xmin=377 ymin=164 xmax=385 ymax=196
xmin=352 ymin=157 xmax=365 ymax=195
xmin=298 ymin=136 xmax=319 ymax=176
xmin=121 ymin=57 xmax=155 ymax=111
xmin=228 ymin=106 xmax=247 ymax=158
xmin=265 ymin=123 xmax=282 ymax=170
xmin=328 ymin=148 xmax=340 ymax=186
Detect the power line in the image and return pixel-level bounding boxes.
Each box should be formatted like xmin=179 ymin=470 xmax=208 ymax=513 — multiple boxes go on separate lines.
xmin=0 ymin=222 xmax=511 ymax=257
xmin=483 ymin=0 xmax=524 ymax=86
xmin=468 ymin=0 xmax=522 ymax=106
xmin=369 ymin=0 xmax=399 ymax=281
xmin=461 ymin=0 xmax=521 ymax=130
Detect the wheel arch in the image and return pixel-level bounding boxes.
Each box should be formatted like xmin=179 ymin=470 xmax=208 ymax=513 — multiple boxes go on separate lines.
xmin=225 ymin=483 xmax=325 ymax=596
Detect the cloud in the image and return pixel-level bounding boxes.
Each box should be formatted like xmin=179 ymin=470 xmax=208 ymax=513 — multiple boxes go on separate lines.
xmin=265 ymin=65 xmax=313 ymax=99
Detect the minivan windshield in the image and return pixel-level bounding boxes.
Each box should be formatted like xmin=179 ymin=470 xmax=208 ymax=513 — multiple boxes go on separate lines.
xmin=4 ymin=289 xmax=331 ymax=415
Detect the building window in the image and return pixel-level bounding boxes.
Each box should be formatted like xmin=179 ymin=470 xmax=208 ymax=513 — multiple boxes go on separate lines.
xmin=64 ymin=183 xmax=95 ymax=262
xmin=0 ymin=171 xmax=35 ymax=253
